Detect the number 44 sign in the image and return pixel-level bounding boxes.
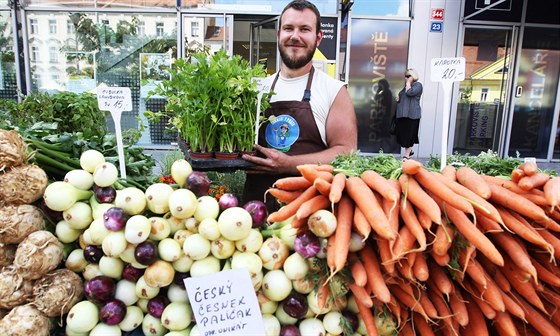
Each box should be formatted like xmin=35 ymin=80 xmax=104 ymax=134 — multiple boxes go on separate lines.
xmin=430 ymin=57 xmax=465 ymax=171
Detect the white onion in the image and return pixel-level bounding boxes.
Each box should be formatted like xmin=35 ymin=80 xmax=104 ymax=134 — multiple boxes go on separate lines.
xmin=115 ymin=279 xmax=139 ymax=306
xmin=142 ymin=313 xmax=167 ymax=336
xmin=124 ymin=214 xmax=151 ymax=244
xmin=251 ymin=270 xmax=264 ymax=291
xmin=323 ymin=311 xmax=344 ymax=335
xmin=349 ymin=232 xmax=366 ymax=252
xmin=80 ymin=149 xmax=105 ymax=173
xmin=292 ymin=278 xmax=315 ymax=294
xmin=308 ymin=209 xmax=337 ymax=238
xmin=136 ymin=298 xmax=149 ymax=313
xmin=88 ymin=218 xmax=110 ymax=245
xmin=197 ymin=218 xmax=221 ymax=241
xmin=119 ymin=243 xmax=137 ymax=264
xmin=145 ymin=183 xmax=174 ymax=214
xmin=259 ymin=236 xmax=290 ymax=270
xmin=183 ymin=217 xmax=198 ymax=232
xmin=275 ymin=303 xmax=298 ymax=325
xmin=91 ymin=201 xmax=114 ymax=221
xmin=234 ymin=229 xmax=263 ymax=253
xmin=170 ymin=159 xmax=192 ymax=187
xmin=231 ymin=251 xmax=262 ymax=276
xmin=167 ymin=283 xmax=189 ymax=303
xmin=83 ymin=263 xmax=103 ymax=280
xmin=43 ymin=181 xmax=92 ymax=212
xmin=217 ymin=207 xmax=252 ymax=241
xmin=262 ymin=314 xmax=281 ymax=336
xmin=144 ymin=260 xmax=175 ymax=288
xmin=99 ymin=256 xmax=124 ymax=279
xmin=149 ymin=216 xmax=171 ymax=240
xmin=166 ymin=214 xmax=189 ymax=235
xmin=168 ymin=188 xmax=198 ymax=219
xmin=171 ymin=254 xmax=194 ymax=273
xmin=182 ymin=233 xmax=211 ymax=260
xmin=64 ymin=169 xmax=94 ymax=190
xmin=262 ymin=269 xmax=292 ymax=302
xmin=63 ymin=201 xmax=93 ymax=230
xmin=158 ymin=238 xmax=183 ymax=262
xmin=173 ymin=229 xmax=193 ymax=246
xmin=193 ymin=196 xmax=219 ymax=222
xmin=161 ymin=302 xmax=192 ymax=331
xmin=283 ymin=252 xmax=309 ymax=280
xmin=135 ymin=276 xmax=160 ymax=299
xmin=102 ymin=231 xmax=127 ymax=257
xmin=210 ymin=236 xmax=236 ymax=259
xmin=115 ymin=187 xmax=147 ymax=215
xmin=189 ymin=255 xmax=220 ymax=277
xmin=257 ymin=290 xmax=278 ymax=315
xmin=118 ymin=305 xmax=144 ymax=332
xmin=55 ymin=220 xmax=82 ymax=243
xmin=66 ymin=300 xmax=99 ymax=333
xmin=81 ymin=229 xmax=95 ymax=246
xmin=307 ymin=288 xmax=332 ymax=315
xmin=299 ymin=317 xmax=326 ymax=336
xmin=65 ymin=248 xmax=88 ymax=273
xmin=93 ymin=162 xmax=119 ymax=187
xmin=89 ymin=322 xmax=121 ymax=336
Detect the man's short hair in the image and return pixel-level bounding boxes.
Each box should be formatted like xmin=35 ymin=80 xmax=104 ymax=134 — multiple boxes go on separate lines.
xmin=279 ymin=0 xmax=321 ymax=34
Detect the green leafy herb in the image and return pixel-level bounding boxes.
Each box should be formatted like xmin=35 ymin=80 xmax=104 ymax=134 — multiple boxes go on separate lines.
xmin=331 ymin=150 xmax=402 ymax=179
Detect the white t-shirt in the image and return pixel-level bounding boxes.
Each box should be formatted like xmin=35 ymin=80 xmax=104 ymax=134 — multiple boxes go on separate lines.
xmin=267 ymin=69 xmax=346 ymax=146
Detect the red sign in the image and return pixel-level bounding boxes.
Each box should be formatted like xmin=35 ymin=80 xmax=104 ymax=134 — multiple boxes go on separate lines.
xmin=431 ymin=8 xmax=444 ymax=20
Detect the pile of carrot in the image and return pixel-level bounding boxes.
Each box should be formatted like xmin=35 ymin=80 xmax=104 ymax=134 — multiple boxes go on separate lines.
xmin=265 ymin=159 xmax=560 ymax=335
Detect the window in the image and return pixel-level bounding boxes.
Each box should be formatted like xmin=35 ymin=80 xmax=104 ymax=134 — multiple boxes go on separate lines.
xmin=49 ymin=19 xmax=57 ymax=34
xmin=138 ymin=22 xmax=146 ymax=36
xmin=51 ymin=73 xmax=59 ymax=82
xmin=213 ymin=27 xmax=221 ymax=37
xmin=31 ymin=46 xmax=40 ymax=62
xmin=480 ymin=88 xmax=489 ymax=102
xmin=49 ymin=46 xmax=59 ymax=63
xmin=30 ymin=19 xmax=39 ymax=35
xmin=156 ymin=22 xmax=164 ymax=37
xmin=191 ymin=21 xmax=199 ymax=37
xmin=67 ymin=20 xmax=75 ymax=34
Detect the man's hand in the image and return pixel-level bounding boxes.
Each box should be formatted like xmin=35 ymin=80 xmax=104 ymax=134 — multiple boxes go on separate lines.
xmin=241 ymin=144 xmax=293 ymax=174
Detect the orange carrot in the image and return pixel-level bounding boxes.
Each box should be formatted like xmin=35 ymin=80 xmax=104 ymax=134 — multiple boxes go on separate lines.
xmin=501 ymin=256 xmax=546 ymax=313
xmin=430 ymin=249 xmax=451 ymax=266
xmin=511 ymin=291 xmax=560 ymax=336
xmin=428 ymin=287 xmax=458 ymax=333
xmin=352 ymin=206 xmax=371 ymax=241
xmin=361 ymin=170 xmax=400 ymax=204
xmin=462 ymin=291 xmax=490 ymax=336
xmin=326 ymin=233 xmax=336 ymax=276
xmin=316 ymin=279 xmax=330 ymax=310
xmin=295 ymin=194 xmax=329 ymax=220
xmin=463 ymin=280 xmax=497 ymax=319
xmin=346 ymin=176 xmax=396 ymax=240
xmin=489 ymin=228 xmax=538 ymax=282
xmin=536 ymin=228 xmax=560 ymax=260
xmin=470 ymin=272 xmax=506 ymax=313
xmin=432 ymin=218 xmax=454 ymax=257
xmin=544 ymin=176 xmax=560 ymax=208
xmin=354 ymin=293 xmax=380 ymax=336
xmin=399 ymin=196 xmax=427 ymax=251
xmin=426 ymin=259 xmax=453 ymax=299
xmin=332 ymin=194 xmax=354 ymax=276
xmin=297 ymin=164 xmax=334 ymax=184
xmin=265 ymin=187 xmax=304 ymax=203
xmin=483 ymin=175 xmax=528 ymax=194
xmin=399 ymin=174 xmax=442 ymax=225
xmin=389 ymin=284 xmax=431 ymax=321
xmin=328 ymin=172 xmax=346 ymax=204
xmin=416 ymin=209 xmax=434 ymax=231
xmin=383 ymin=179 xmax=401 ymax=239
xmin=347 ymin=282 xmax=373 ymax=308
xmin=518 ymin=172 xmax=550 ymax=191
xmin=447 ymin=285 xmax=469 ymax=327
xmin=433 ymin=194 xmax=505 ymax=267
xmin=376 ymin=238 xmax=396 ymax=276
xmin=511 ymin=168 xmax=525 ymax=183
xmin=518 ymin=160 xmax=538 ymax=176
xmin=456 ymin=166 xmax=492 ymax=199
xmin=401 ymin=158 xmax=424 ymax=175
xmin=477 ymin=255 xmax=511 ymax=292
xmin=441 ymin=165 xmax=457 ymax=181
xmin=415 ymin=168 xmax=474 ymax=215
xmin=412 ymin=311 xmax=436 ymax=336
xmin=520 ymin=192 xmax=549 ymax=206
xmin=348 ymin=253 xmax=367 ymax=287
xmin=487 ymin=182 xmax=549 ymax=222
xmin=391 ymin=225 xmax=420 ymax=261
xmin=497 ymin=288 xmax=526 ymax=321
xmin=273 ymin=176 xmax=312 ymax=190
xmin=498 ymin=207 xmax=554 ymax=256
xmin=412 ymin=251 xmax=429 ymax=282
xmin=266 ymin=185 xmax=317 ymax=223
xmin=475 ymin=210 xmax=504 ymax=233
xmin=312 ymin=177 xmax=332 ymax=197
xmin=493 ymin=311 xmax=519 ymax=336
xmin=360 ymin=244 xmax=392 ymax=303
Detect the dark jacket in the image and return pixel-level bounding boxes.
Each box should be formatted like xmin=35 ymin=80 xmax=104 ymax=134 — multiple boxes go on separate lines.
xmin=396 ymin=81 xmax=423 ymax=119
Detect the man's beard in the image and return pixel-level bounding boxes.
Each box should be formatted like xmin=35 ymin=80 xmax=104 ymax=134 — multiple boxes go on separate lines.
xmin=279 ymin=43 xmax=316 ymax=70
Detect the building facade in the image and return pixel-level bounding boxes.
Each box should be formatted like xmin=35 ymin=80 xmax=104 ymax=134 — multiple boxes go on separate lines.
xmin=1 ymin=0 xmax=559 ymax=161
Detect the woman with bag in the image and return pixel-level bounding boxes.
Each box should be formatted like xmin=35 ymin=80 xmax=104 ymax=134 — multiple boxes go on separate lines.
xmin=395 ymin=68 xmax=422 ymax=160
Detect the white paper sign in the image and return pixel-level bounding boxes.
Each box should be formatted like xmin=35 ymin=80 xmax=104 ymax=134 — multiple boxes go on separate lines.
xmin=252 ymin=77 xmax=272 ymax=144
xmin=97 ymin=87 xmax=132 ymax=178
xmin=184 ymin=268 xmax=265 ymax=336
xmin=430 ymin=57 xmax=466 ymax=170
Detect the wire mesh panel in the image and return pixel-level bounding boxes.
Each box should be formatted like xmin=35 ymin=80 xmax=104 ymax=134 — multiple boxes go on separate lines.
xmin=146 ymin=98 xmax=177 ymax=145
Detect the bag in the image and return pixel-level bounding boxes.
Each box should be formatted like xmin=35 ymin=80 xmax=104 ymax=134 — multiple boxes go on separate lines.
xmin=389 ymin=116 xmax=397 ymax=135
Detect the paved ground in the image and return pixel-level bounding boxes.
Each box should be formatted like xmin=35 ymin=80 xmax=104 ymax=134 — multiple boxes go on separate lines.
xmin=145 ymin=149 xmax=560 ymax=175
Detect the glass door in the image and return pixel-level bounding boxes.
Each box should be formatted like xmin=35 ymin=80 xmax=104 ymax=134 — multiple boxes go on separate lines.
xmin=181 ymin=14 xmax=233 ymax=57
xmin=250 ymin=16 xmax=278 ymax=75
xmin=452 ymin=26 xmax=516 ymax=155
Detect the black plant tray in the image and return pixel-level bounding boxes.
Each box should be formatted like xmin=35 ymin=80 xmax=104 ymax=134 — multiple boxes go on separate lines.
xmin=177 ymin=137 xmax=255 ymax=172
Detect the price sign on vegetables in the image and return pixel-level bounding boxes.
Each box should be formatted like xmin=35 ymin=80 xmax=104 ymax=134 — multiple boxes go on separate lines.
xmin=184 ymin=268 xmax=265 ymax=336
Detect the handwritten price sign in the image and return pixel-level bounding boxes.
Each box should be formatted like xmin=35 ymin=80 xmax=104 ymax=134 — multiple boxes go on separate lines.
xmin=96 ymin=87 xmax=132 ymax=178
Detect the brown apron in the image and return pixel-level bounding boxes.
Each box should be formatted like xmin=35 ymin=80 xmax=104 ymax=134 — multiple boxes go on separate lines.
xmin=243 ymin=67 xmax=327 ymax=209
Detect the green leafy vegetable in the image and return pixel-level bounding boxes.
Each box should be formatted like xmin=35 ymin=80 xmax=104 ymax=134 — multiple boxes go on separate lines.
xmin=331 ymin=151 xmax=402 ymax=179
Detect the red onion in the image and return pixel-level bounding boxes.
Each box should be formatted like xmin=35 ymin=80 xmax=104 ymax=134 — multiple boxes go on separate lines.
xmin=84 ymin=275 xmax=116 ymax=304
xmin=242 ymin=200 xmax=268 ymax=228
xmin=100 ymin=299 xmax=127 ymax=325
xmin=218 ymin=193 xmax=238 ymax=211
xmin=293 ymin=230 xmax=321 ymax=258
xmin=185 ymin=171 xmax=210 ymax=197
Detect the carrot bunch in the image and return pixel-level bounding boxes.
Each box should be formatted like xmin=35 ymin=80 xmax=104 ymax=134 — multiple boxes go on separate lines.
xmin=265 ymin=159 xmax=560 ymax=335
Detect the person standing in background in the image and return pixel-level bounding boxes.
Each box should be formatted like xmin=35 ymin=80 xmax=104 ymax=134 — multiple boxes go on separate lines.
xmin=241 ymin=0 xmax=357 ymax=208
xmin=395 ymin=68 xmax=422 ymax=160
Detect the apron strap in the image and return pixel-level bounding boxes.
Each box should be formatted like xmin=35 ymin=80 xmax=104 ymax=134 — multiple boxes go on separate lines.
xmin=270 ymin=66 xmax=315 ymax=102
